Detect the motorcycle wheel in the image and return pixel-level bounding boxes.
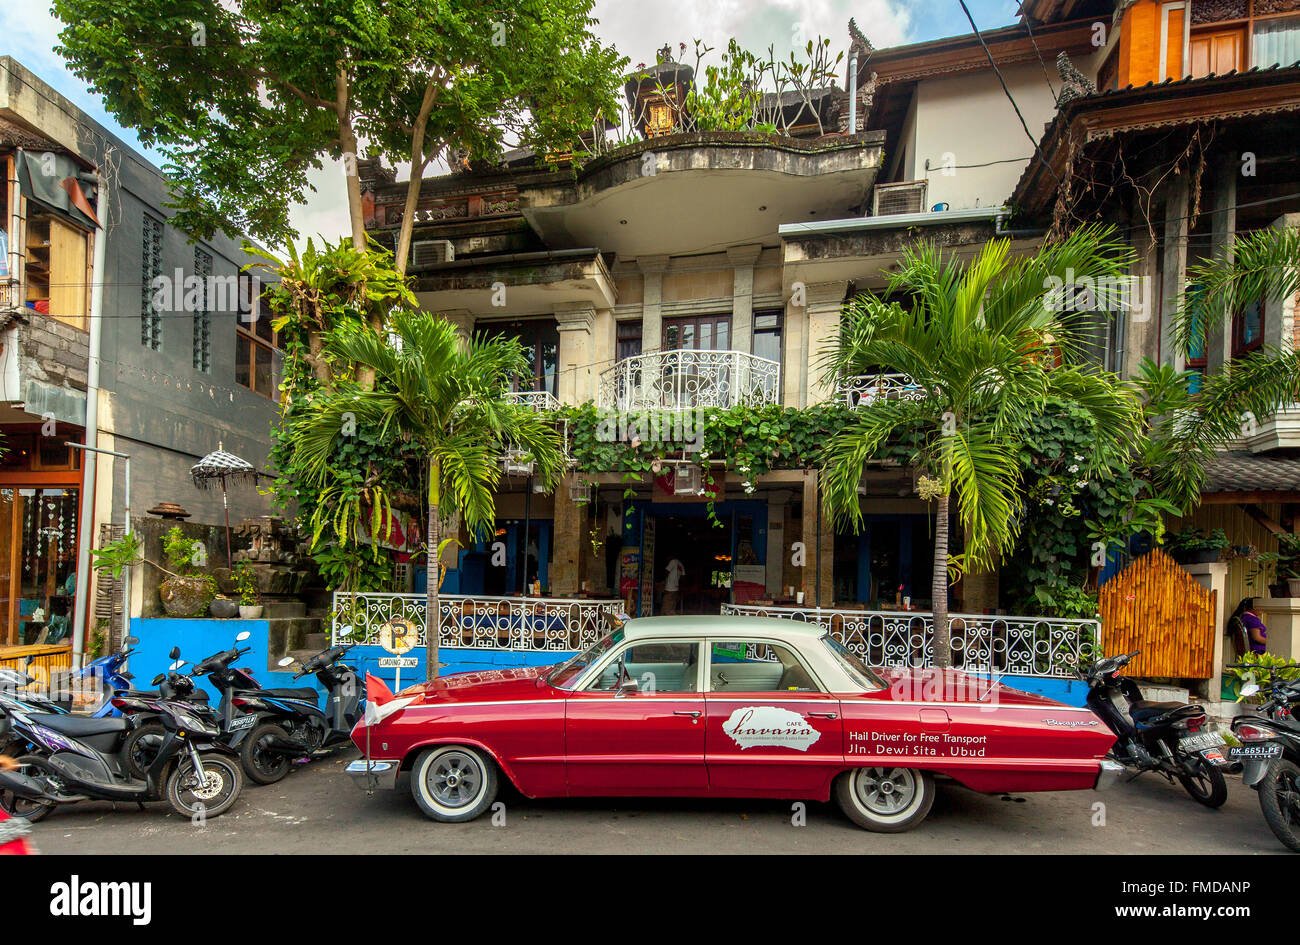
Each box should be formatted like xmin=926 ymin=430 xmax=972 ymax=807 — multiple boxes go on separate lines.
xmin=239 ymin=722 xmax=292 ymax=785
xmin=166 ymin=752 xmax=242 ymax=820
xmin=121 ymin=721 xmax=165 ymax=781
xmin=1177 ymin=751 xmax=1228 ymax=808
xmin=0 ymin=755 xmax=55 ymax=823
xmin=1258 ymin=759 xmax=1300 ymax=852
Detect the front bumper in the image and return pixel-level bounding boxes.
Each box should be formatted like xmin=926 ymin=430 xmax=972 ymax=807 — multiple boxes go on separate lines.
xmin=345 ymin=759 xmax=400 ymax=792
xmin=1093 ymin=759 xmax=1125 ymax=790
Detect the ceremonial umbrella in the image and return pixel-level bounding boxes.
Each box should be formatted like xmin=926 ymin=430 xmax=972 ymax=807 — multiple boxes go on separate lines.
xmin=190 ymin=442 xmax=262 ymax=569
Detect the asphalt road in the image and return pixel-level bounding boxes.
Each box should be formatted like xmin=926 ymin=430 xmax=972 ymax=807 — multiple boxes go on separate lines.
xmin=23 ymin=748 xmax=1287 ymax=855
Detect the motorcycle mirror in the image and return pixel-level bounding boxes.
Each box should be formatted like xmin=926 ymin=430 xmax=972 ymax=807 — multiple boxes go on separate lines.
xmin=168 ymin=646 xmax=181 ymax=660
xmin=123 ymin=636 xmax=140 ymax=647
xmin=235 ymin=631 xmax=252 ymax=642
xmin=169 ymin=660 xmax=185 ymax=671
xmin=151 ymin=674 xmax=165 ymax=686
xmin=277 ymin=656 xmax=296 ymax=668
xmin=1241 ymin=682 xmax=1260 ymax=697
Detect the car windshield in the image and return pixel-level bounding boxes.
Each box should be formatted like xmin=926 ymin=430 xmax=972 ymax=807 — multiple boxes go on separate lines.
xmin=821 ymin=634 xmax=885 ymax=690
xmin=547 ymin=630 xmax=624 ymax=689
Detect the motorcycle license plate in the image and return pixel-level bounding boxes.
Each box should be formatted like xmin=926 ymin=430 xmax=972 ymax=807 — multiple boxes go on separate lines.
xmin=228 ymin=714 xmax=256 ymax=731
xmin=1228 ymin=743 xmax=1283 ymax=759
xmin=1179 ymin=732 xmax=1225 ymax=752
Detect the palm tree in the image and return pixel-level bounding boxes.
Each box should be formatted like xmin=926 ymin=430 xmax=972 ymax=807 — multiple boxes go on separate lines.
xmin=290 ymin=312 xmax=566 ymax=681
xmin=820 ymin=226 xmax=1143 ymax=667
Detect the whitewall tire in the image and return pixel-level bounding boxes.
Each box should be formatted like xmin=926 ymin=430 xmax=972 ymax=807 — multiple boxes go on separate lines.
xmin=835 ymin=766 xmax=935 ymax=832
xmin=409 ymin=745 xmax=499 ymax=823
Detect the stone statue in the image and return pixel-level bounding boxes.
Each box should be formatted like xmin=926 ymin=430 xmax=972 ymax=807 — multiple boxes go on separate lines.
xmin=1055 ymin=51 xmax=1097 ymax=107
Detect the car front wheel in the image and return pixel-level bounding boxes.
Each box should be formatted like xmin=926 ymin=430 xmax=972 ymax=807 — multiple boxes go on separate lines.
xmin=835 ymin=766 xmax=935 ymax=832
xmin=409 ymin=745 xmax=498 ymax=823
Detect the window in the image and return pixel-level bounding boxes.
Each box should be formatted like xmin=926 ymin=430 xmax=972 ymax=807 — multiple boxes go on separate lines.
xmin=822 ymin=635 xmax=885 ymax=690
xmin=753 ymin=309 xmax=782 ymax=364
xmin=1190 ymin=26 xmax=1245 ymax=77
xmin=1232 ymin=297 xmax=1265 ymax=358
xmin=193 ymin=248 xmax=212 ymax=373
xmin=547 ymin=630 xmax=623 ymax=689
xmin=235 ymin=273 xmax=278 ymax=398
xmin=588 ymin=642 xmax=700 ymax=693
xmin=141 ymin=214 xmax=163 ymax=350
xmin=616 ymin=320 xmax=642 ymax=361
xmin=709 ymin=641 xmax=820 ymax=692
xmin=663 ymin=313 xmax=730 ymax=351
xmin=1253 ymin=15 xmax=1300 ymax=69
xmin=475 ymin=318 xmax=558 ymax=395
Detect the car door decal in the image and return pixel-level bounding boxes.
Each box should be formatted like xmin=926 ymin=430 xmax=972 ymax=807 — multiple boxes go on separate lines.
xmin=721 ymin=705 xmax=821 ymax=751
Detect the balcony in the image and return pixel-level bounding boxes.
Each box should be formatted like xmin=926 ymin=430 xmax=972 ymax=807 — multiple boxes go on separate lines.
xmin=504 ymin=390 xmax=562 ymax=412
xmin=837 ymin=373 xmax=931 ymax=408
xmin=597 ymin=349 xmax=780 ymax=412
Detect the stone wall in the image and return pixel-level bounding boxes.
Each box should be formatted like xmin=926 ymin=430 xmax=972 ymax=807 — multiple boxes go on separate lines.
xmin=19 ymin=316 xmax=89 ymax=393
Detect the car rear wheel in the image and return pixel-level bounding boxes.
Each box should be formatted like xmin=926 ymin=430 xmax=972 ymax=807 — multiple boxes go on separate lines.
xmin=836 ymin=766 xmax=935 ymax=832
xmin=410 ymin=745 xmax=498 ymax=823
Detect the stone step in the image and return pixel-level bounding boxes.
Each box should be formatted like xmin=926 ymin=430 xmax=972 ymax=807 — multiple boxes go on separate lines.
xmin=261 ymin=600 xmax=306 ymax=619
xmin=304 ymin=632 xmax=329 ymax=651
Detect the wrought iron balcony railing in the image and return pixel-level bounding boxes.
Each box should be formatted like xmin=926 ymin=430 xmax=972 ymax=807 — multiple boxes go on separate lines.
xmin=504 ymin=389 xmax=562 ymax=411
xmin=837 ymin=373 xmax=931 ymax=408
xmin=598 ymin=349 xmax=780 ymax=412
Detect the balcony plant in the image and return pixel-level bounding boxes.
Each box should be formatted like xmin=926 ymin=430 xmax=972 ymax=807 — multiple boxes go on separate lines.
xmin=157 ymin=526 xmax=217 ymax=618
xmin=232 ymin=561 xmax=263 ymax=619
xmin=1163 ymin=526 xmax=1230 ymax=565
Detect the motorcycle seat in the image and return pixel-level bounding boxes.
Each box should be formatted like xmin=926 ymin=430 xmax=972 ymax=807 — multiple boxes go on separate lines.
xmin=1129 ymin=700 xmax=1188 ymax=723
xmin=122 ymin=688 xmax=209 ymax=703
xmin=256 ymin=687 xmax=319 ymax=704
xmin=27 ymin=713 xmax=129 ymax=737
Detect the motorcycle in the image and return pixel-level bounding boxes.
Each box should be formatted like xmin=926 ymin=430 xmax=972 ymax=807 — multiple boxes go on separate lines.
xmin=1228 ymin=662 xmax=1300 ymax=852
xmin=0 ymin=693 xmax=243 ymax=823
xmin=1081 ymin=650 xmax=1228 ymax=807
xmin=69 ymin=636 xmax=143 ymax=717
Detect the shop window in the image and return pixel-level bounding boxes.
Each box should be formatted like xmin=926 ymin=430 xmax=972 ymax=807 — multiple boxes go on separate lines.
xmin=141 ymin=213 xmax=163 ymax=350
xmin=193 ymin=247 xmax=212 ymax=373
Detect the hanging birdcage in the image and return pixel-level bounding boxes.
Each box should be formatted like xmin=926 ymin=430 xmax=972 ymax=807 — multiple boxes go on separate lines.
xmin=502 ymin=448 xmax=535 ymax=477
xmin=673 ymin=464 xmax=703 ymax=496
xmin=569 ymin=480 xmax=594 ymax=504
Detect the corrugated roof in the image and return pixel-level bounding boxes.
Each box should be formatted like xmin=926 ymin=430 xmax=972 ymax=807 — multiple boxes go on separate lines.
xmin=1203 ymin=451 xmax=1300 ymax=494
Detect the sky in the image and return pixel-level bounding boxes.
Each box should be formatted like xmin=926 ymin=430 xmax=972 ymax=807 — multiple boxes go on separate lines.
xmin=0 ymin=0 xmax=1024 ymax=246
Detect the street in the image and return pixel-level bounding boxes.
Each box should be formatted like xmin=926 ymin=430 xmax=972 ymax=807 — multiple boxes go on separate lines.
xmin=26 ymin=750 xmax=1287 ymax=855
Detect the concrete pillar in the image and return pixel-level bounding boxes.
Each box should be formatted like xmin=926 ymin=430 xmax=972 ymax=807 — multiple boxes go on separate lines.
xmin=1123 ymin=225 xmax=1160 ymax=379
xmin=637 ymin=255 xmax=668 ymax=353
xmin=555 ymin=302 xmax=595 ymax=405
xmin=802 ymin=281 xmax=849 ymax=407
xmin=1263 ymin=213 xmax=1300 ymax=354
xmin=765 ymin=497 xmax=786 ymax=596
xmin=800 ymin=471 xmax=834 ymax=606
xmin=551 ymin=472 xmax=583 ymax=595
xmin=1258 ymin=599 xmax=1300 ymax=664
xmin=1183 ymin=560 xmax=1228 ymax=699
xmin=441 ymin=309 xmax=474 ymax=345
xmin=961 ymin=569 xmax=999 ymax=615
xmin=1160 ymin=177 xmax=1190 ymax=369
xmin=1206 ymin=159 xmax=1237 ymax=375
xmin=727 ymin=244 xmax=762 ymax=353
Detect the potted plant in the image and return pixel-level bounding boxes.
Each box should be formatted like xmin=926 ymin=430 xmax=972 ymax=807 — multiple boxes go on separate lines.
xmin=158 ymin=526 xmax=217 ymax=617
xmin=232 ymin=561 xmax=263 ymax=619
xmin=1163 ymin=526 xmax=1230 ymax=565
xmin=1250 ymin=533 xmax=1300 ymax=597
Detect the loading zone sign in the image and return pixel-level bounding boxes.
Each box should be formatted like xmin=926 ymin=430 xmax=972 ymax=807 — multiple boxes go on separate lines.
xmin=379 ymin=657 xmax=418 ymax=669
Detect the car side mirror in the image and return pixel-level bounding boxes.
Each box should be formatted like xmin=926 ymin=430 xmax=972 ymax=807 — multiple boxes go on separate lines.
xmin=617 ymin=678 xmax=640 ymax=697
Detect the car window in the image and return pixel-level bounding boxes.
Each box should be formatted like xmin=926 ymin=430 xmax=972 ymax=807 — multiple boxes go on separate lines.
xmin=586 ymin=642 xmax=700 ymax=693
xmin=708 ymin=641 xmax=820 ymax=693
xmin=548 ymin=630 xmax=623 ymax=689
xmin=821 ymin=634 xmax=885 ymax=690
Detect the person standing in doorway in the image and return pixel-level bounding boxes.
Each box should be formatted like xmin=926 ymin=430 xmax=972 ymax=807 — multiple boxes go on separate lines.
xmin=663 ymin=556 xmax=685 ymax=614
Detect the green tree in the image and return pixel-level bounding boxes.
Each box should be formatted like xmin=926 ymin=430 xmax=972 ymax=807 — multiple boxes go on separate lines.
xmin=820 ymin=227 xmax=1143 ymax=666
xmin=53 ymin=0 xmax=624 ymax=269
xmin=289 ymin=312 xmax=565 ymax=680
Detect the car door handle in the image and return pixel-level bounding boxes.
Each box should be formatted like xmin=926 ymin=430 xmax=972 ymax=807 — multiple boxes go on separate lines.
xmin=674 ymin=709 xmax=702 ymax=718
xmin=806 ymin=711 xmax=838 ymax=719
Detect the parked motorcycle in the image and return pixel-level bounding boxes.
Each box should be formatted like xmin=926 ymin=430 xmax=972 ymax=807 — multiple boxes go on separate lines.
xmin=0 ymin=694 xmax=242 ymax=823
xmin=1081 ymin=650 xmax=1228 ymax=807
xmin=1228 ymin=662 xmax=1300 ymax=852
xmin=70 ymin=636 xmax=144 ymax=717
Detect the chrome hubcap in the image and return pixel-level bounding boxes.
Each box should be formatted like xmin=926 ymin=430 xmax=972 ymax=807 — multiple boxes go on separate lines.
xmin=427 ymin=751 xmax=481 ymax=808
xmin=856 ymin=767 xmax=917 ymax=815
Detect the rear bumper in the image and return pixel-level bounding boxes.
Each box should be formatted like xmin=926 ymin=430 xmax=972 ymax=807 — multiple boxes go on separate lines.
xmin=1093 ymin=759 xmax=1125 ymax=790
xmin=345 ymin=758 xmax=400 ymax=792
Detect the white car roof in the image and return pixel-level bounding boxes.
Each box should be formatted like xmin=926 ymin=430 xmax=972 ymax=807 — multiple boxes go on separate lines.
xmin=619 ymin=615 xmax=827 ymax=641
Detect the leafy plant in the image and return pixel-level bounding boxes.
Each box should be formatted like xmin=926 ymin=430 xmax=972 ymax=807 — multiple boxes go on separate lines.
xmin=231 ymin=561 xmax=261 ymax=606
xmin=1163 ymin=526 xmax=1230 ymax=555
xmin=90 ymin=532 xmax=142 ymax=579
xmin=162 ymin=526 xmax=201 ymax=575
xmin=1226 ymin=652 xmax=1300 ymax=703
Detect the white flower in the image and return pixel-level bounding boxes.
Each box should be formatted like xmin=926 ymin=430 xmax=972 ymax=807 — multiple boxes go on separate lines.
xmin=1075 ymin=479 xmax=1087 ymax=488
xmin=1067 ymin=464 xmax=1079 ymax=473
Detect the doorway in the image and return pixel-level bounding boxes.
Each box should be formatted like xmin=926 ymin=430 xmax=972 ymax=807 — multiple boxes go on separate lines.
xmin=0 ymin=486 xmax=81 ymax=646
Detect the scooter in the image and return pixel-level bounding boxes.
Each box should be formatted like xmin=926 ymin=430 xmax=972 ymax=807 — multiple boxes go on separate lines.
xmin=69 ymin=636 xmax=143 ymax=717
xmin=1081 ymin=650 xmax=1228 ymax=807
xmin=1228 ymin=662 xmax=1300 ymax=852
xmin=229 ymin=643 xmax=364 ymax=785
xmin=0 ymin=694 xmax=243 ymax=823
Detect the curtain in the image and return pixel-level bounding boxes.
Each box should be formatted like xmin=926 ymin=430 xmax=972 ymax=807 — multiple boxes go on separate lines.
xmin=1253 ymin=16 xmax=1300 ymax=69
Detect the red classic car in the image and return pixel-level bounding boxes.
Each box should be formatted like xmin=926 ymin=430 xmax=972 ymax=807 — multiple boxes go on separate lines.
xmin=347 ymin=615 xmax=1120 ymax=832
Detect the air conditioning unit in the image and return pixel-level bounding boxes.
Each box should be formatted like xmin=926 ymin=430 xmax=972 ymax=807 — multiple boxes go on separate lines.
xmin=872 ymin=181 xmax=928 ymax=217
xmin=673 ymin=464 xmax=703 ymax=495
xmin=411 ymin=239 xmax=455 ymax=269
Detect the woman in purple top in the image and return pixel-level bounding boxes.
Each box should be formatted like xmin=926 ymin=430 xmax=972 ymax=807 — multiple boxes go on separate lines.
xmin=1232 ymin=598 xmax=1268 ymax=654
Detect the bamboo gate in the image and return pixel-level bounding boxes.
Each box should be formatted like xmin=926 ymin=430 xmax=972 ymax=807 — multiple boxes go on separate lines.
xmin=1098 ymin=549 xmax=1216 ymax=678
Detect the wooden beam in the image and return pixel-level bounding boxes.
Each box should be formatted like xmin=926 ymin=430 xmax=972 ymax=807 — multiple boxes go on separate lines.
xmin=1241 ymin=503 xmax=1289 ymax=538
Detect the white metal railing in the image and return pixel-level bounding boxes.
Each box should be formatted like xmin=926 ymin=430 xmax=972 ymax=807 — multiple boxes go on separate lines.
xmin=720 ymin=603 xmax=1099 ymax=678
xmin=331 ymin=592 xmax=623 ymax=652
xmin=598 ymin=349 xmax=780 ymax=412
xmin=0 ymin=278 xmax=19 ymax=313
xmin=837 ymin=373 xmax=930 ymax=409
xmin=505 ymin=390 xmax=562 ymax=411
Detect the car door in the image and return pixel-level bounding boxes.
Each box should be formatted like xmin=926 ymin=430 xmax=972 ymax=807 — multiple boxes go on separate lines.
xmin=704 ymin=639 xmax=844 ymax=796
xmin=564 ymin=639 xmax=707 ymax=795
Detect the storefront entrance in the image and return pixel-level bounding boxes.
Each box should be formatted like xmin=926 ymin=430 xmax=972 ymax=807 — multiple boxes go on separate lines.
xmin=834 ymin=514 xmax=935 ymax=610
xmin=0 ymin=485 xmax=81 ymax=646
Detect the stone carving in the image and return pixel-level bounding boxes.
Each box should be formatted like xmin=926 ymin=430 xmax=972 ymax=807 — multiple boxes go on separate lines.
xmin=848 ymin=18 xmax=874 ymax=57
xmin=1055 ymin=51 xmax=1097 ymax=107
